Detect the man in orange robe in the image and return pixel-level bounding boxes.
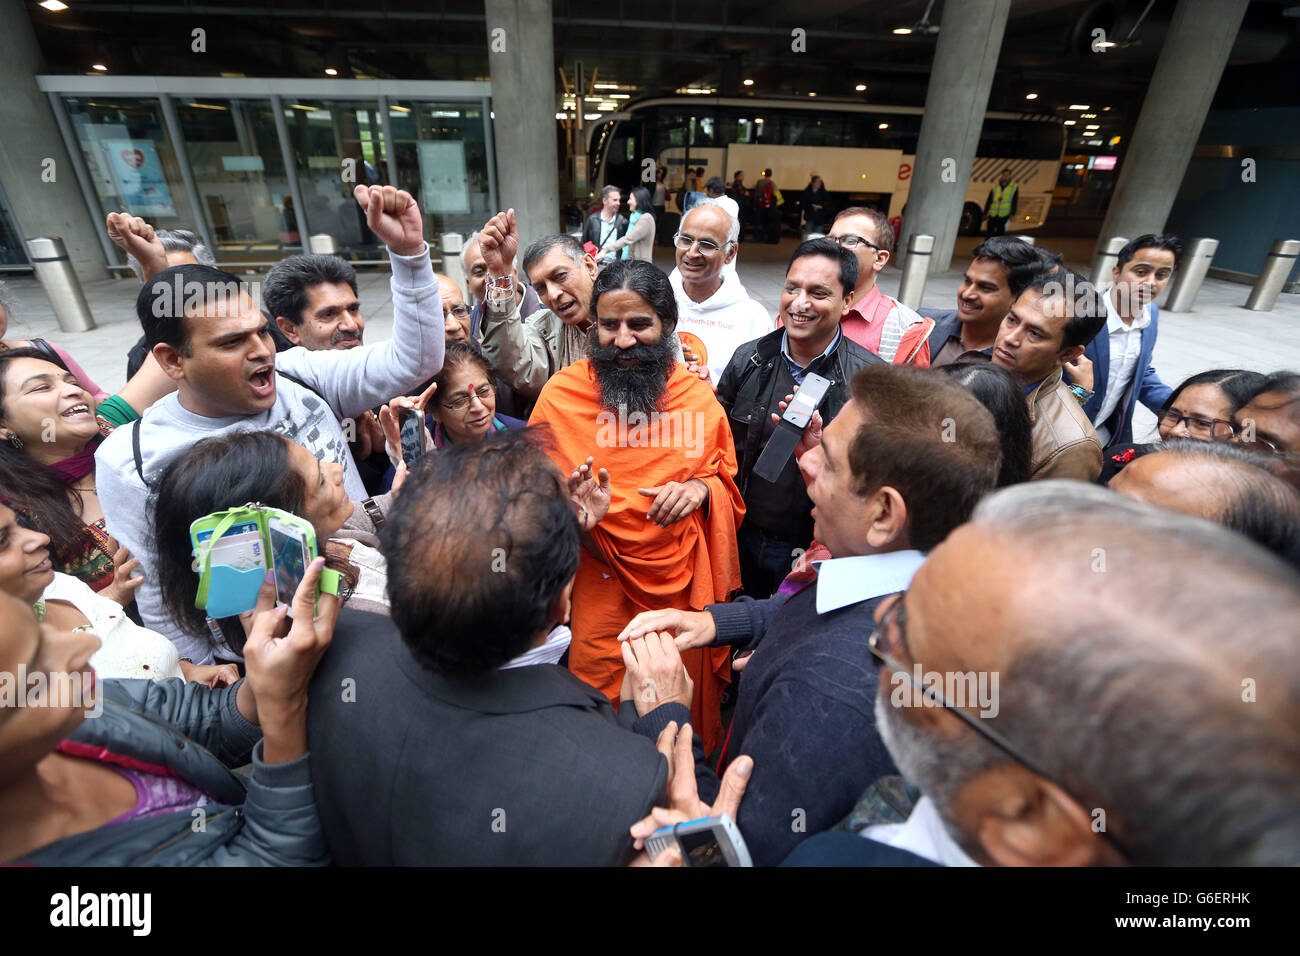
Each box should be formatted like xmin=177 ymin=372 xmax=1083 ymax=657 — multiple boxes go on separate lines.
xmin=529 ymin=261 xmax=745 ymax=753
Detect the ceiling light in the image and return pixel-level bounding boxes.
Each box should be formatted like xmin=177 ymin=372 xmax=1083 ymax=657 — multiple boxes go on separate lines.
xmin=1063 ymin=120 xmax=1077 ymax=126
xmin=743 ymin=78 xmax=754 ymax=87
xmin=893 ymin=27 xmax=913 ymax=35
xmin=855 ymin=84 xmax=866 ymax=92
xmin=1068 ymin=104 xmax=1089 ymax=110
xmin=808 ymin=92 xmax=817 ymax=97
xmin=1025 ymin=92 xmax=1039 ymax=100
xmin=593 ymin=83 xmax=619 ymax=90
xmin=1081 ymin=113 xmax=1098 ymax=118
xmin=39 ymin=0 xmax=69 ymax=10
xmin=324 ymin=68 xmax=338 ymax=76
xmin=583 ymin=113 xmax=600 ymax=120
xmin=91 ymin=63 xmax=108 ymax=72
xmin=609 ymin=94 xmax=630 ymax=99
xmin=1095 ymin=40 xmax=1116 ymax=49
xmin=597 ymin=103 xmax=616 ymax=110
xmin=878 ymin=123 xmax=889 ymax=129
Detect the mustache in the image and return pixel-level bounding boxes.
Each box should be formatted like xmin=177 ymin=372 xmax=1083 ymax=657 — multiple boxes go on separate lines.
xmin=331 ymin=329 xmax=363 ymax=345
xmin=587 ymin=329 xmax=677 ymax=416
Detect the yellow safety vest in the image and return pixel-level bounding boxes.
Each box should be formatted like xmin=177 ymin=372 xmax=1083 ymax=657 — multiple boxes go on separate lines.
xmin=989 ymin=183 xmax=1017 ymax=218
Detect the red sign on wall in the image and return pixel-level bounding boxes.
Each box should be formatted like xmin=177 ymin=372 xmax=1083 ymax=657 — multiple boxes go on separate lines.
xmin=897 ymin=163 xmax=912 ymax=181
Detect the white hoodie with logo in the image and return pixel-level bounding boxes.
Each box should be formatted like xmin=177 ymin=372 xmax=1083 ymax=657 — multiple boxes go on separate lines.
xmin=670 ymin=268 xmax=774 ymax=383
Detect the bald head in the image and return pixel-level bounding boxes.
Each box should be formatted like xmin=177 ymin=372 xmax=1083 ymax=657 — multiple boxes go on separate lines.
xmin=676 ymin=204 xmax=738 ymax=294
xmin=437 ymin=273 xmax=471 ymax=344
xmin=1110 ymin=441 xmax=1300 ymax=572
xmin=884 ymin=481 xmax=1300 ymax=865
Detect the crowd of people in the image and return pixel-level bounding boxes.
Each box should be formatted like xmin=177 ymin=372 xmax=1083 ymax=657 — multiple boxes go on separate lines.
xmin=0 ymin=177 xmax=1296 ymax=867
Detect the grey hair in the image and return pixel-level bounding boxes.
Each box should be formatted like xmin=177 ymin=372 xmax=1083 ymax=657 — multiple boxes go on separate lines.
xmin=127 ymin=228 xmax=215 ymax=280
xmin=462 ymin=230 xmax=516 ymax=276
xmin=900 ymin=480 xmax=1300 ymax=864
xmin=0 ymin=279 xmax=18 ymax=321
xmin=521 ymin=234 xmax=585 ymax=280
xmin=683 ymin=199 xmax=740 ymax=245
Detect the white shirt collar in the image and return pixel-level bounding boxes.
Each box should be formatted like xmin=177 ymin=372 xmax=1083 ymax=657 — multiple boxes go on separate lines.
xmin=813 ymin=550 xmax=926 ymax=615
xmin=863 ymin=796 xmax=980 ymax=866
xmin=1104 ymin=286 xmax=1152 ymax=334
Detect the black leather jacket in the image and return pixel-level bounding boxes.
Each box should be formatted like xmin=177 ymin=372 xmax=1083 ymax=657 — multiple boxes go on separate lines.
xmin=716 ymin=327 xmax=884 ymax=542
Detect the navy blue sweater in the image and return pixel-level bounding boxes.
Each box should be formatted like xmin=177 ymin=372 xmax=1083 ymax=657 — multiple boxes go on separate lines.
xmin=695 ymin=583 xmax=899 ymax=866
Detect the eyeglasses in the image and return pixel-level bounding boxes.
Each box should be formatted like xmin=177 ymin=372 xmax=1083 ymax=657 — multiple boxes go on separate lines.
xmin=1158 ymin=410 xmax=1234 ymax=441
xmin=441 ymin=382 xmax=494 ymax=411
xmin=868 ymin=592 xmax=1132 ymax=861
xmin=444 ymin=304 xmax=472 ymax=320
xmin=1235 ymin=431 xmax=1285 ymax=455
xmin=673 ymin=233 xmax=731 ymax=256
xmin=829 ymin=234 xmax=882 ymax=252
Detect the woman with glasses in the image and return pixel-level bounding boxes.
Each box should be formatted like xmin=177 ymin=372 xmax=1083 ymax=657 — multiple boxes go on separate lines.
xmin=1102 ymin=368 xmax=1266 ymax=482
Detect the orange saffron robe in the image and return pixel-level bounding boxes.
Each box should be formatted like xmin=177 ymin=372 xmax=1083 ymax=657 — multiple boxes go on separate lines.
xmin=529 ymin=359 xmax=745 ymax=753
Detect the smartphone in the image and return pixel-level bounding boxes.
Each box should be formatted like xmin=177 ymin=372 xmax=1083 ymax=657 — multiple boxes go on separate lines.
xmin=643 ymin=813 xmax=753 ymax=867
xmin=783 ymin=372 xmax=831 ymax=429
xmin=399 ymin=407 xmax=426 ymax=467
xmin=266 ymin=512 xmax=317 ymax=607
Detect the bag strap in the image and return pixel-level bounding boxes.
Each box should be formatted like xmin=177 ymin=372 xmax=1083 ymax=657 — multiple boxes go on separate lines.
xmin=29 ymin=338 xmax=60 ymax=363
xmin=132 ymin=418 xmax=149 ymax=488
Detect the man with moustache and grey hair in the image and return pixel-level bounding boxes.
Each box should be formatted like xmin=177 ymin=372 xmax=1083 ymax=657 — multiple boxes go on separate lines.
xmin=528 ymin=259 xmax=745 ymax=756
xmin=784 ymin=481 xmax=1300 ymax=866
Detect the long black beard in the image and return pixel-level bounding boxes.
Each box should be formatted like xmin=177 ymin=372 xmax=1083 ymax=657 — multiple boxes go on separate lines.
xmin=587 ymin=327 xmax=677 ymax=417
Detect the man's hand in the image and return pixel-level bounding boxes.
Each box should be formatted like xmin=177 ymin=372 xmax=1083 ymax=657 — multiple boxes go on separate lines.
xmin=620 ymin=631 xmax=694 ymax=717
xmin=478 ymin=209 xmax=519 ymax=277
xmin=628 ymin=722 xmax=754 ymax=866
xmin=1064 ymin=353 xmax=1095 ymax=392
xmin=179 ymin=660 xmax=241 ymax=688
xmin=568 ymin=456 xmax=611 ymax=531
xmin=353 ymin=185 xmax=425 ymax=257
xmin=637 ymin=478 xmax=708 ymax=527
xmin=771 ymin=386 xmax=823 ymax=460
xmin=617 ymin=608 xmax=717 ymax=651
xmin=350 ymin=409 xmax=385 ymax=460
xmin=681 ymin=345 xmax=714 ymax=389
xmin=240 ymin=557 xmax=341 ymax=764
xmin=99 ymin=545 xmax=144 ymax=607
xmin=106 ymin=213 xmax=168 ymax=282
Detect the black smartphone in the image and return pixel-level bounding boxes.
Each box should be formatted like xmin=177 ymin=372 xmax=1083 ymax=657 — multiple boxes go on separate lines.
xmin=399 ymin=408 xmax=426 ymax=466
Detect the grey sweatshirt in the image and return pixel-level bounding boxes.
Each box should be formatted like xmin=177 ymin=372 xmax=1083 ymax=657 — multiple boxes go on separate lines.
xmin=95 ymin=246 xmax=443 ymax=664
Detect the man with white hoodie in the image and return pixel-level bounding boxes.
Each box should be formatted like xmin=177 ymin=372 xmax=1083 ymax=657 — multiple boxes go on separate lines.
xmin=670 ymin=202 xmax=773 ymax=384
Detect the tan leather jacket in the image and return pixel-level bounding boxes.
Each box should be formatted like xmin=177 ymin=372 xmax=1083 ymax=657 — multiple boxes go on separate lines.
xmin=1028 ymin=366 xmax=1103 ymax=482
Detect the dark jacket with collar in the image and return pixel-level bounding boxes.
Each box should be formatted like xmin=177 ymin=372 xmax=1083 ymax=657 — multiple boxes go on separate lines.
xmin=581 ymin=211 xmax=628 ymax=251
xmin=1081 ymin=302 xmax=1172 ymax=447
xmin=306 ymin=609 xmax=673 ymax=865
xmin=22 ymin=678 xmax=327 ymax=866
xmin=693 ymin=583 xmax=899 ymax=866
xmin=715 ymin=326 xmax=884 ymax=542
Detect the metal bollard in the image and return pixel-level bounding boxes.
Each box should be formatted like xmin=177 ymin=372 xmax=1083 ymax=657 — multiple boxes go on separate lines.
xmin=1091 ymin=236 xmax=1128 ymax=289
xmin=1163 ymin=237 xmax=1218 ymax=312
xmin=1245 ymin=239 xmax=1300 ymax=312
xmin=308 ymin=234 xmax=340 ymax=255
xmin=23 ymin=237 xmax=95 ymax=333
xmin=440 ymin=233 xmax=467 ymax=298
xmin=1016 ymin=235 xmax=1036 ymax=246
xmin=896 ymin=233 xmax=934 ymax=311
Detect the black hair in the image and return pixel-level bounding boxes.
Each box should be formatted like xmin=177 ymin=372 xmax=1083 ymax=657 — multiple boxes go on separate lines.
xmin=590 ymin=258 xmax=679 ymax=334
xmin=136 ymin=263 xmax=253 ymax=354
xmin=262 ymin=254 xmax=358 ymax=326
xmin=970 ymin=235 xmax=1047 ymax=299
xmin=1158 ymin=439 xmax=1300 ymax=573
xmin=630 ymin=186 xmax=654 ymax=215
xmin=1021 ymin=268 xmax=1107 ymax=350
xmin=787 ymin=237 xmax=859 ymax=296
xmin=378 ymin=429 xmax=580 ymax=678
xmin=522 ymin=234 xmax=586 ymax=280
xmin=0 ymin=347 xmax=89 ymax=566
xmin=1117 ymin=233 xmax=1184 ymax=270
xmin=940 ymin=361 xmax=1034 ymax=487
xmin=1163 ymin=369 xmax=1268 ymax=415
xmin=1250 ymin=370 xmax=1300 ymax=400
xmin=150 ymin=431 xmax=354 ymax=655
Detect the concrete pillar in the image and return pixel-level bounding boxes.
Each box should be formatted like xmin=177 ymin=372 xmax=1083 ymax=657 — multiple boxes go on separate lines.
xmin=484 ymin=0 xmax=559 ymax=248
xmin=0 ymin=0 xmax=109 ymax=282
xmin=1099 ymin=0 xmax=1250 ymax=241
xmin=897 ymin=0 xmax=1012 ymax=275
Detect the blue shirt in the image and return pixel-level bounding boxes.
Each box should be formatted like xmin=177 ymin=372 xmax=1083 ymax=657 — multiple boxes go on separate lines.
xmin=780 ymin=328 xmax=841 ymax=385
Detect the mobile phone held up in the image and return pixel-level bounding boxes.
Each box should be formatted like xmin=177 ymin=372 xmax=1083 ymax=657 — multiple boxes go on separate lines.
xmin=643 ymin=814 xmax=754 ymax=867
xmin=399 ymin=407 xmax=426 ymax=467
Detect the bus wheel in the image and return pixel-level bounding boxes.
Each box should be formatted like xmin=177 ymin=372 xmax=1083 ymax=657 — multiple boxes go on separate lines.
xmin=959 ymin=203 xmax=982 ymax=236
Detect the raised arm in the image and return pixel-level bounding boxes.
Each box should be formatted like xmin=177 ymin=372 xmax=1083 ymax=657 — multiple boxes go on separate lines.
xmin=277 ymin=186 xmax=444 ymax=420
xmin=477 ymin=209 xmax=557 ymax=400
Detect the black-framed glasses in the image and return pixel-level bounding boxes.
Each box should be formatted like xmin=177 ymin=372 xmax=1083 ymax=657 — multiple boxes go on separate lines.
xmin=1158 ymin=410 xmax=1234 ymax=440
xmin=441 ymin=382 xmax=494 ymax=411
xmin=829 ymin=234 xmax=882 ymax=252
xmin=673 ymin=232 xmax=730 ymax=255
xmin=868 ymin=592 xmax=1132 ymax=861
xmin=444 ymin=303 xmax=472 ymax=320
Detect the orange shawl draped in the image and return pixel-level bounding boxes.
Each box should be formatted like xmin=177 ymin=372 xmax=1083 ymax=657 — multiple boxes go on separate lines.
xmin=530 ymin=359 xmax=745 ymax=752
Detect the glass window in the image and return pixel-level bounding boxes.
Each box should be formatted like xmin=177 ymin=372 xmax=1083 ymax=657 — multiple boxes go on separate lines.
xmin=387 ymin=101 xmax=492 ymax=240
xmin=282 ymin=99 xmax=392 ymax=256
xmin=62 ymin=96 xmax=200 ymax=264
xmin=174 ymin=98 xmax=299 ymax=261
xmin=0 ymin=180 xmax=29 ymax=268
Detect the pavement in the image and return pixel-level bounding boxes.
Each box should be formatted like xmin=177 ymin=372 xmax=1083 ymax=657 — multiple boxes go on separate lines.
xmin=3 ymin=233 xmax=1297 ymax=442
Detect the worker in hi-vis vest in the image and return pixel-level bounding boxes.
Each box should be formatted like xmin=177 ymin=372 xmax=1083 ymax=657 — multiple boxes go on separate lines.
xmin=983 ymin=167 xmax=1019 ymax=237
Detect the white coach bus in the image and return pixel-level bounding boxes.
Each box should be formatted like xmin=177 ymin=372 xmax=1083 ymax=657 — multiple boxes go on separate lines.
xmin=588 ymin=96 xmax=1066 ymax=236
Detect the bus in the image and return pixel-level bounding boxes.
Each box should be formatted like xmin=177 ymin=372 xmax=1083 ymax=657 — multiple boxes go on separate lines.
xmin=587 ymin=97 xmax=1066 ymax=236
